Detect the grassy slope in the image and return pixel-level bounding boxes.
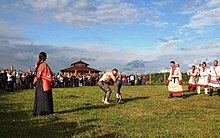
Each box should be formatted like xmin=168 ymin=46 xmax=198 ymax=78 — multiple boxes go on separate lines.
xmin=0 ymin=85 xmax=220 ymax=138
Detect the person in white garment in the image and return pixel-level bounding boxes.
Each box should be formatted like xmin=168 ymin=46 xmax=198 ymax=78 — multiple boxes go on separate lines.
xmin=208 ymin=60 xmax=220 ymax=96
xmin=187 ymin=65 xmax=198 ymax=92
xmin=97 ymin=69 xmax=118 ymax=104
xmin=167 ymin=61 xmax=185 ymax=98
xmin=197 ymin=62 xmax=210 ymax=94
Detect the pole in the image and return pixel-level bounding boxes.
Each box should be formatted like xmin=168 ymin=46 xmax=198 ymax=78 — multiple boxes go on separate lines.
xmin=164 ymin=73 xmax=167 ymax=86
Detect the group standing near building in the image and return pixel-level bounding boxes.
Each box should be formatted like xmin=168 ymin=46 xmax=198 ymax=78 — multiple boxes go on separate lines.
xmin=2 ymin=52 xmax=220 ymax=116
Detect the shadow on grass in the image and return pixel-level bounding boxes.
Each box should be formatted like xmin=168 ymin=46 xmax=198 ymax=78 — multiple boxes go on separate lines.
xmin=0 ymin=101 xmax=100 ymax=137
xmin=121 ymin=96 xmax=150 ymax=104
xmin=55 ymin=104 xmax=115 ymax=114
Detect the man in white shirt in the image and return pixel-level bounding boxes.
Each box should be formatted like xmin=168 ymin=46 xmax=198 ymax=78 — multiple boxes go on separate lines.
xmin=97 ymin=69 xmax=118 ymax=104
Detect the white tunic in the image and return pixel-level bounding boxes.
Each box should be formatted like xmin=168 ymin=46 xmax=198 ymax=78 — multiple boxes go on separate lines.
xmin=209 ymin=66 xmax=220 ymax=88
xmin=197 ymin=67 xmax=209 ymax=87
xmin=168 ymin=67 xmax=184 ymax=94
xmin=187 ymin=69 xmax=198 ymax=87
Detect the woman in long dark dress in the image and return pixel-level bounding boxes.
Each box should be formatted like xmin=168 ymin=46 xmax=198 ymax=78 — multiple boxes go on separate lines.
xmin=33 ymin=52 xmax=53 ymax=116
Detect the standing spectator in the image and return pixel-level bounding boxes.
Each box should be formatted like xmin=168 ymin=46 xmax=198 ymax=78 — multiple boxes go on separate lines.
xmin=122 ymin=76 xmax=126 ymax=86
xmin=1 ymin=70 xmax=7 ymax=89
xmin=7 ymin=70 xmax=14 ymax=92
xmin=130 ymin=75 xmax=134 ymax=86
xmin=12 ymin=70 xmax=16 ymax=90
xmin=58 ymin=74 xmax=64 ymax=88
xmin=25 ymin=72 xmax=31 ymax=89
xmin=74 ymin=75 xmax=79 ymax=87
xmin=16 ymin=71 xmax=21 ymax=89
xmin=142 ymin=75 xmax=147 ymax=85
xmin=21 ymin=72 xmax=26 ymax=89
xmin=33 ymin=52 xmax=53 ymax=116
xmin=134 ymin=75 xmax=139 ymax=86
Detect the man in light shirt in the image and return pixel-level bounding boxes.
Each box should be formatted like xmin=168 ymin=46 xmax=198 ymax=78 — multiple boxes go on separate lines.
xmin=97 ymin=69 xmax=118 ymax=104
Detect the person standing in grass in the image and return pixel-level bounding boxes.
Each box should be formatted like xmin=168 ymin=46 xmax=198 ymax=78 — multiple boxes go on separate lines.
xmin=197 ymin=62 xmax=209 ymax=95
xmin=33 ymin=52 xmax=53 ymax=116
xmin=114 ymin=72 xmax=123 ymax=104
xmin=97 ymin=69 xmax=118 ymax=104
xmin=208 ymin=60 xmax=220 ymax=96
xmin=167 ymin=61 xmax=185 ymax=98
xmin=6 ymin=70 xmax=14 ymax=92
xmin=187 ymin=65 xmax=198 ymax=92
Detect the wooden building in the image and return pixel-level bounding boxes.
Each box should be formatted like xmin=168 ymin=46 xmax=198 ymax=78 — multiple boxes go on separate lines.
xmin=60 ymin=60 xmax=101 ymax=76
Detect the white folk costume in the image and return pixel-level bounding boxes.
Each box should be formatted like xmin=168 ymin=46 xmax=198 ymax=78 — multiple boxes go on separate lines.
xmin=168 ymin=67 xmax=184 ymax=95
xmin=209 ymin=66 xmax=220 ymax=88
xmin=187 ymin=69 xmax=198 ymax=91
xmin=197 ymin=67 xmax=209 ymax=94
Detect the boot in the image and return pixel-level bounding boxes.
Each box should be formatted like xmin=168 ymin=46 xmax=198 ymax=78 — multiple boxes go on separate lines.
xmin=104 ymin=98 xmax=110 ymax=104
xmin=197 ymin=86 xmax=201 ymax=94
xmin=205 ymin=88 xmax=208 ymax=95
xmin=168 ymin=94 xmax=174 ymax=98
xmin=209 ymin=89 xmax=213 ymax=96
xmin=182 ymin=94 xmax=186 ymax=99
xmin=117 ymin=95 xmax=122 ymax=103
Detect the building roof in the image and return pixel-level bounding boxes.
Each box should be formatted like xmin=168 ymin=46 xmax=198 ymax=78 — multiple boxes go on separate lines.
xmin=71 ymin=60 xmax=89 ymax=66
xmin=60 ymin=66 xmax=101 ymax=73
xmin=61 ymin=60 xmax=101 ymax=73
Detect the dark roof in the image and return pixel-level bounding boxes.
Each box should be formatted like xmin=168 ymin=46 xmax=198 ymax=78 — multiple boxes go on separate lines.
xmin=71 ymin=60 xmax=89 ymax=66
xmin=60 ymin=66 xmax=101 ymax=73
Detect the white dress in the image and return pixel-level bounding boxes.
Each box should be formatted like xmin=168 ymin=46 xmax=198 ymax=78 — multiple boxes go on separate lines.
xmin=209 ymin=66 xmax=220 ymax=88
xmin=187 ymin=69 xmax=198 ymax=88
xmin=197 ymin=67 xmax=209 ymax=87
xmin=168 ymin=67 xmax=184 ymax=94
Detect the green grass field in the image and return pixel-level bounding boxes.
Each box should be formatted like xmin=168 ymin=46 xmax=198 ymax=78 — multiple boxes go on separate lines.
xmin=1 ymin=85 xmax=220 ymax=138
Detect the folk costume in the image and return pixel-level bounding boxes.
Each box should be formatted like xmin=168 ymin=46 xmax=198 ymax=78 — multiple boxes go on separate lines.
xmin=209 ymin=65 xmax=220 ymax=96
xmin=168 ymin=66 xmax=184 ymax=96
xmin=187 ymin=69 xmax=198 ymax=91
xmin=197 ymin=66 xmax=209 ymax=94
xmin=33 ymin=61 xmax=53 ymax=116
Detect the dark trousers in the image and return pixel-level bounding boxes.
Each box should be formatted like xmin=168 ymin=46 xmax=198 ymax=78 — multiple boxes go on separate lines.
xmin=114 ymin=80 xmax=122 ymax=96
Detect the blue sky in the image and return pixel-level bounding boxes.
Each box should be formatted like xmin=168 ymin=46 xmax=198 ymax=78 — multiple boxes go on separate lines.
xmin=0 ymin=0 xmax=220 ymax=74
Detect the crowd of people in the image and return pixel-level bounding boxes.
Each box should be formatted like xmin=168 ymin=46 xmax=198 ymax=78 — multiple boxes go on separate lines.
xmin=0 ymin=70 xmax=102 ymax=92
xmin=0 ymin=69 xmax=149 ymax=92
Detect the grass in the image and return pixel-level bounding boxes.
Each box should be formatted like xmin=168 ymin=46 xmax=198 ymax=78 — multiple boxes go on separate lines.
xmin=1 ymin=85 xmax=220 ymax=138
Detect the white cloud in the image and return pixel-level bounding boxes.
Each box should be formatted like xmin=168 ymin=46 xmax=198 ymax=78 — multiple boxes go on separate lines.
xmin=157 ymin=38 xmax=184 ymax=49
xmin=0 ymin=19 xmax=23 ymax=39
xmin=181 ymin=0 xmax=220 ymax=30
xmin=151 ymin=0 xmax=173 ymax=7
xmin=1 ymin=0 xmax=166 ymax=28
xmin=186 ymin=7 xmax=220 ymax=29
xmin=143 ymin=20 xmax=168 ymax=27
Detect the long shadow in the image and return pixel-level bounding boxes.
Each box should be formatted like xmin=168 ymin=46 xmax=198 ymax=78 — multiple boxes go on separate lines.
xmin=121 ymin=96 xmax=150 ymax=104
xmin=0 ymin=102 xmax=100 ymax=137
xmin=56 ymin=104 xmax=115 ymax=114
xmin=184 ymin=92 xmax=198 ymax=98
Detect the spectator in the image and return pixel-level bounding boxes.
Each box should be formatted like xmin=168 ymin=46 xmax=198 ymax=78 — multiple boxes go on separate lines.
xmin=6 ymin=70 xmax=14 ymax=92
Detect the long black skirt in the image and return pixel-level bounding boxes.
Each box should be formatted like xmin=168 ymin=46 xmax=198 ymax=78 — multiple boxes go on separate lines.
xmin=33 ymin=79 xmax=53 ymax=116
